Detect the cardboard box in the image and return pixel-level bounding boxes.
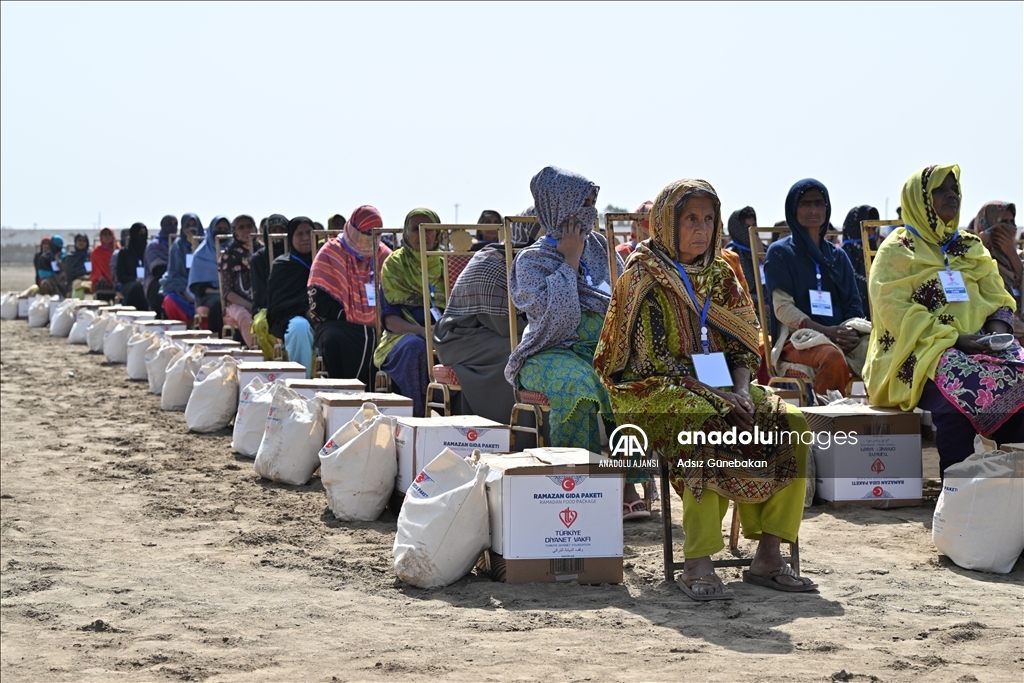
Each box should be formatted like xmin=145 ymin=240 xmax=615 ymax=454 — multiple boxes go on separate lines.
xmin=1002 ymin=443 xmax=1024 ymax=453
xmin=476 ymin=449 xmax=623 ymax=584
xmin=165 ymin=330 xmax=213 ymax=341
xmin=396 ymin=416 xmax=511 ymax=493
xmin=135 ymin=320 xmax=188 ymax=335
xmin=115 ymin=311 xmax=157 ymax=322
xmin=801 ymin=405 xmax=922 ymax=508
xmin=96 ymin=305 xmax=136 ymax=314
xmin=318 ymin=391 xmax=414 ymax=441
xmin=237 ymin=361 xmax=308 ymax=398
xmin=285 ymin=378 xmax=364 ymax=399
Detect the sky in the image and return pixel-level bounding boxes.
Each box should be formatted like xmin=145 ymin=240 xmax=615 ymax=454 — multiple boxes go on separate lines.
xmin=1 ymin=1 xmax=1022 ymax=234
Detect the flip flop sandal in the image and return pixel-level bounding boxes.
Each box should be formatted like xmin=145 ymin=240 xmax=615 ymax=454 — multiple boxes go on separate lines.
xmin=742 ymin=564 xmax=819 ymax=593
xmin=678 ymin=573 xmax=735 ymax=602
xmin=622 ymin=499 xmax=651 ymax=520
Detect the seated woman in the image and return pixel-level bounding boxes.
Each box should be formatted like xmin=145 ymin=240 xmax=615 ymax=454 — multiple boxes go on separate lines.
xmin=864 ymin=165 xmax=1023 ymax=476
xmin=373 ymin=208 xmax=445 ymax=417
xmin=35 ymin=237 xmax=66 ymax=296
xmin=309 ymin=206 xmax=391 ymax=387
xmin=594 ymin=178 xmax=816 ymax=600
xmin=160 ymin=213 xmax=202 ymax=323
xmin=472 ymin=210 xmax=502 ymax=251
xmin=144 ymin=215 xmax=178 ymax=316
xmin=188 ymin=215 xmax=231 ymax=333
xmin=267 ymin=217 xmax=316 ymax=377
xmin=841 ymin=205 xmax=880 ymax=320
xmin=615 ymin=200 xmax=653 ymax=258
xmin=218 ymin=215 xmax=258 ymax=346
xmin=434 ymin=214 xmax=530 ymax=424
xmin=504 ymin=166 xmax=622 ymax=453
xmin=63 ymin=234 xmax=91 ymax=297
xmin=91 ymin=228 xmax=119 ymax=301
xmin=116 ymin=222 xmax=149 ymax=309
xmin=764 ymin=180 xmax=868 ymax=396
xmin=250 ymin=213 xmax=288 ymax=316
xmin=974 ymin=201 xmax=1024 ymax=342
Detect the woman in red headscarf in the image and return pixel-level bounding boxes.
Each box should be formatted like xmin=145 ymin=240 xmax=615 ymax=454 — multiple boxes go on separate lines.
xmin=90 ymin=228 xmax=119 ymax=301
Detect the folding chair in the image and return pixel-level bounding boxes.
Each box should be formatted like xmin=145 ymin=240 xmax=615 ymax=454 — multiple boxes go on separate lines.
xmin=265 ymin=232 xmax=289 ymax=269
xmin=300 ymin=229 xmax=346 ymax=367
xmin=419 ymin=224 xmax=489 ymax=416
xmin=603 ymin=212 xmax=637 ymax=269
xmin=372 ymin=227 xmax=406 ymax=392
xmin=215 ymin=233 xmax=242 ymax=341
xmin=858 ymin=219 xmax=902 ymax=321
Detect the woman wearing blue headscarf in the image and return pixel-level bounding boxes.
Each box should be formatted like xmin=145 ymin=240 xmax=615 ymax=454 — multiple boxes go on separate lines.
xmin=160 ymin=213 xmax=203 ymax=323
xmin=188 ymin=215 xmax=230 ymax=332
xmin=763 ymin=179 xmax=869 ymax=396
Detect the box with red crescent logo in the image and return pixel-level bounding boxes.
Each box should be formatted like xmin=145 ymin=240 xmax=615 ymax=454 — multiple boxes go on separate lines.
xmin=395 ymin=416 xmax=510 ymax=493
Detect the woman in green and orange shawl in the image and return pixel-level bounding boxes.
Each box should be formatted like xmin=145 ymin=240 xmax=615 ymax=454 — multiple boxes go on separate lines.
xmin=594 ymin=178 xmax=815 ymax=601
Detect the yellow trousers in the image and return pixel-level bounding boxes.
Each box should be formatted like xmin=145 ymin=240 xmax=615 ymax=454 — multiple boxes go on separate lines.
xmin=681 ymin=404 xmax=809 ymax=558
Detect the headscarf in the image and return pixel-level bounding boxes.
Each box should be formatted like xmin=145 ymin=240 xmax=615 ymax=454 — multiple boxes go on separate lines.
xmin=50 ymin=235 xmax=65 ymax=258
xmin=180 ymin=212 xmax=204 ymax=238
xmin=530 ymin=166 xmax=599 ymax=239
xmin=64 ymin=234 xmax=91 ymax=281
xmin=188 ymin=214 xmax=229 ymax=289
xmin=726 ymin=207 xmax=758 ymax=296
xmin=841 ymin=205 xmax=880 ymax=318
xmin=784 ymin=179 xmax=835 ymax=267
xmin=975 ymin=201 xmax=1021 ymax=297
xmin=510 ymin=206 xmax=539 ymax=248
xmin=161 ymin=216 xmax=202 ymax=298
xmin=842 ymin=205 xmax=879 ymax=242
xmin=144 ymin=215 xmax=177 ymax=289
xmin=631 ymin=200 xmax=654 ymax=241
xmin=91 ymin=228 xmax=119 ymax=285
xmin=863 ymin=164 xmax=1015 ymax=410
xmin=126 ymin=223 xmax=147 ymax=260
xmin=309 ymin=206 xmax=390 ymax=327
xmin=266 ymin=216 xmax=315 ymax=333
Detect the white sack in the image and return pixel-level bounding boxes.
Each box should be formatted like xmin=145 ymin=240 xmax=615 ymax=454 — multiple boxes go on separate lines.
xmin=87 ymin=315 xmax=115 ymax=353
xmin=160 ymin=345 xmax=204 ymax=411
xmin=126 ymin=332 xmax=155 ymax=380
xmin=49 ymin=300 xmax=76 ymax=337
xmin=933 ymin=436 xmax=1024 ymax=574
xmin=103 ymin=319 xmax=131 ymax=364
xmin=67 ymin=308 xmax=95 ymax=344
xmin=185 ymin=356 xmax=240 ymax=433
xmin=319 ymin=403 xmax=397 ymax=522
xmin=253 ymin=385 xmax=324 ymax=485
xmin=28 ymin=295 xmax=51 ymax=327
xmin=232 ymin=378 xmax=276 ymax=458
xmin=0 ymin=292 xmax=17 ymax=320
xmin=393 ymin=449 xmax=491 ymax=589
xmin=146 ymin=340 xmax=179 ymax=394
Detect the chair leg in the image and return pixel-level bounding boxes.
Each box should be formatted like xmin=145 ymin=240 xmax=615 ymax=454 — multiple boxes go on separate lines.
xmin=509 ymin=402 xmax=544 ymax=451
xmin=374 ymin=370 xmax=391 ymax=393
xmin=426 ymin=382 xmax=452 ymax=417
xmin=660 ymin=457 xmax=676 ymax=582
xmin=728 ymin=500 xmax=742 ymax=552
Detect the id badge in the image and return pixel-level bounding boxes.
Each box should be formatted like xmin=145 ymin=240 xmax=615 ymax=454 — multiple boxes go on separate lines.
xmin=430 ymin=306 xmax=442 ymax=323
xmin=693 ymin=351 xmax=733 ymax=389
xmin=809 ymin=289 xmax=834 ymax=316
xmin=364 ymin=283 xmax=376 ymax=306
xmin=760 ymin=264 xmax=766 ymax=285
xmin=185 ymin=254 xmax=194 ymax=269
xmin=84 ymin=262 xmax=92 ymax=273
xmin=596 ymin=281 xmax=611 ymax=295
xmin=51 ymin=260 xmax=60 ymax=271
xmin=940 ymin=270 xmax=970 ymax=302
xmin=136 ymin=266 xmax=146 ymax=279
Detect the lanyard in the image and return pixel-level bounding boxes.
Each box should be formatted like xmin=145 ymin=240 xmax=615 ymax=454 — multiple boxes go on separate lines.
xmin=904 ymin=224 xmax=959 ymax=272
xmin=673 ymin=261 xmax=711 ymax=354
xmin=290 ymin=253 xmax=311 ymax=270
xmin=543 ymin=235 xmax=592 ymax=284
xmin=730 ymin=242 xmax=751 ymax=252
xmin=842 ymin=238 xmax=860 ymax=244
xmin=340 ymin=235 xmax=366 ymax=262
xmin=814 ymin=263 xmax=822 ymax=293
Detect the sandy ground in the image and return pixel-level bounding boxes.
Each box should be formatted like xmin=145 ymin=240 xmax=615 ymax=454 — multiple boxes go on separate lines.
xmin=1 ymin=265 xmax=1022 ymax=683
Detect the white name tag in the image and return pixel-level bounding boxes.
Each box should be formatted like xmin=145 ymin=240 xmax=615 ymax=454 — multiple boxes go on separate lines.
xmin=596 ymin=281 xmax=611 ymax=295
xmin=51 ymin=260 xmax=60 ymax=271
xmin=364 ymin=283 xmax=376 ymax=306
xmin=185 ymin=253 xmax=194 ymax=269
xmin=430 ymin=306 xmax=442 ymax=323
xmin=693 ymin=351 xmax=733 ymax=389
xmin=760 ymin=264 xmax=766 ymax=285
xmin=940 ymin=270 xmax=970 ymax=302
xmin=809 ymin=289 xmax=834 ymax=316
xmin=136 ymin=266 xmax=146 ymax=279
xmin=84 ymin=261 xmax=92 ymax=273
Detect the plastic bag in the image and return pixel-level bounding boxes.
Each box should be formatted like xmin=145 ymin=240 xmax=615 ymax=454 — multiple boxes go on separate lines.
xmin=103 ymin=319 xmax=131 ymax=364
xmin=160 ymin=345 xmax=204 ymax=411
xmin=67 ymin=308 xmax=95 ymax=344
xmin=319 ymin=403 xmax=398 ymax=522
xmin=253 ymin=384 xmax=325 ymax=485
xmin=28 ymin=295 xmax=50 ymax=327
xmin=232 ymin=377 xmax=276 ymax=458
xmin=0 ymin=292 xmax=17 ymax=320
xmin=126 ymin=332 xmax=155 ymax=380
xmin=49 ymin=300 xmax=76 ymax=337
xmin=933 ymin=436 xmax=1024 ymax=574
xmin=185 ymin=356 xmax=240 ymax=433
xmin=393 ymin=449 xmax=491 ymax=589
xmin=146 ymin=340 xmax=179 ymax=394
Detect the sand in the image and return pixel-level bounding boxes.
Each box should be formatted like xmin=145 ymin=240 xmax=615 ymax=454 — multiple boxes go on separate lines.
xmin=2 ymin=265 xmax=1022 ymax=683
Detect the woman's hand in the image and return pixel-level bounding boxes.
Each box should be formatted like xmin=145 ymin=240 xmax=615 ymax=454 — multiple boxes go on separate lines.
xmin=556 ymin=217 xmax=586 ymax=272
xmin=954 ymin=334 xmax=988 ymax=355
xmin=716 ymin=388 xmax=755 ymax=432
xmin=827 ymin=325 xmax=860 ymax=351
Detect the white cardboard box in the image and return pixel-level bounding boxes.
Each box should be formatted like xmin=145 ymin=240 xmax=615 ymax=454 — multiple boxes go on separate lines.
xmin=237 ymin=361 xmax=307 ymax=399
xmin=164 ymin=330 xmax=213 ymax=341
xmin=134 ymin=320 xmax=188 ymax=335
xmin=477 ymin=448 xmax=623 ymax=561
xmin=802 ymin=405 xmax=922 ymax=507
xmin=318 ymin=391 xmax=414 ymax=442
xmin=285 ymin=378 xmax=364 ymax=399
xmin=115 ymin=311 xmax=157 ymax=322
xmin=396 ymin=416 xmax=511 ymax=493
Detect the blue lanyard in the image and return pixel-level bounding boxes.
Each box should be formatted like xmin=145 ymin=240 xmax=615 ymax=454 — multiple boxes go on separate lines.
xmin=730 ymin=242 xmax=751 ymax=252
xmin=904 ymin=224 xmax=959 ymax=272
xmin=429 ymin=284 xmax=436 ymax=304
xmin=543 ymin=235 xmax=592 ymax=284
xmin=814 ymin=263 xmax=822 ymax=293
xmin=673 ymin=261 xmax=711 ymax=355
xmin=842 ymin=238 xmax=860 ymax=244
xmin=340 ymin=235 xmax=366 ymax=263
xmin=290 ymin=253 xmax=311 ymax=270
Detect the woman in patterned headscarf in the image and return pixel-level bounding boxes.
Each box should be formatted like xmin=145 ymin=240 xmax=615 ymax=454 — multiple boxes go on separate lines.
xmin=372 ymin=208 xmax=445 ymax=417
xmin=864 ymin=165 xmax=1023 ymax=476
xmin=974 ymin=201 xmax=1023 ymax=342
xmin=594 ymin=178 xmax=815 ymax=600
xmin=219 ymin=215 xmax=258 ymax=346
xmin=504 ymin=166 xmax=622 ymax=453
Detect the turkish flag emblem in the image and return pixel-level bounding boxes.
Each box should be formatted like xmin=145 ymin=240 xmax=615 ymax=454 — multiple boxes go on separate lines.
xmin=872 ymin=486 xmax=884 ymax=497
xmin=559 ymin=507 xmax=578 ymax=529
xmin=467 ymin=429 xmax=478 ymax=441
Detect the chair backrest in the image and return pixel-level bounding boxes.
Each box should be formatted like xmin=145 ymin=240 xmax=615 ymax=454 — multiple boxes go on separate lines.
xmin=503 ymin=215 xmax=541 ymax=358
xmin=418 ymin=224 xmax=493 ymax=383
xmin=371 ymin=227 xmax=406 ymax=347
xmin=215 ymin=232 xmax=252 ymax=318
xmin=858 ymin=219 xmax=902 ymax=320
xmin=266 ymin=232 xmax=290 ymax=267
xmin=603 ymin=212 xmax=645 ymax=282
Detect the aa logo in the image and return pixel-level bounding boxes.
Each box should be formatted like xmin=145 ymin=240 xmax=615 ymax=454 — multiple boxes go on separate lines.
xmin=609 ymin=424 xmax=648 ymax=459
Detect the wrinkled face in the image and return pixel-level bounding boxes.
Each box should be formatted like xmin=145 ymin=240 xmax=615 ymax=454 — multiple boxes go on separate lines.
xmin=405 ymin=214 xmax=438 ymax=252
xmin=292 ymin=222 xmax=313 ymax=254
xmin=675 ymin=195 xmax=716 ymax=264
xmin=930 ymin=173 xmax=960 ymax=224
xmin=796 ymin=189 xmax=827 ymax=232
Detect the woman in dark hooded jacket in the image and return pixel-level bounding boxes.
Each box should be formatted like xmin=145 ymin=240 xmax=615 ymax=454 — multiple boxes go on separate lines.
xmin=841 ymin=205 xmax=879 ymax=320
xmin=266 ymin=216 xmax=316 ymax=377
xmin=116 ymin=222 xmax=149 ymax=309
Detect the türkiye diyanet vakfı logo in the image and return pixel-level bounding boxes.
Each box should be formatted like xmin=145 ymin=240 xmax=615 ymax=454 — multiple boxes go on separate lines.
xmin=599 ymin=424 xmax=861 ymax=470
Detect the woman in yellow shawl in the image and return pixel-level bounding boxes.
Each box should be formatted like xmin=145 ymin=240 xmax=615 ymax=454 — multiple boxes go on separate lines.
xmin=373 ymin=208 xmax=445 ymax=417
xmin=595 ymin=178 xmax=816 ymax=601
xmin=863 ymin=165 xmax=1023 ymax=476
